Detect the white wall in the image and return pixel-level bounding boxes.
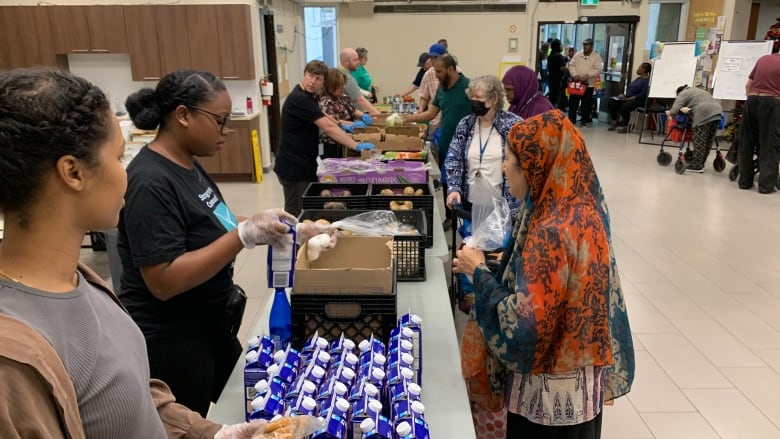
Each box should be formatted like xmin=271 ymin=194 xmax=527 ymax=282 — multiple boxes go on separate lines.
xmin=337 ymin=1 xmax=647 ymax=99
xmin=756 ymin=0 xmax=780 ymax=39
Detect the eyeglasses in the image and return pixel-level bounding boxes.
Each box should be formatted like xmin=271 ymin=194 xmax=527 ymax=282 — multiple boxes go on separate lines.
xmin=189 ymin=107 xmax=231 ymax=133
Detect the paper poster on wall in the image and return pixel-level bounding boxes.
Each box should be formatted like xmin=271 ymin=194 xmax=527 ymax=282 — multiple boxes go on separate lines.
xmin=722 ymin=57 xmax=743 ymax=72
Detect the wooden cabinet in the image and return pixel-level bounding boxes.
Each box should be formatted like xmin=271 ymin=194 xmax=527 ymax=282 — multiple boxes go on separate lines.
xmin=123 ymin=6 xmax=163 ymax=81
xmin=216 ymin=5 xmax=256 ymax=80
xmin=186 ymin=5 xmax=222 ymax=75
xmin=198 ymin=115 xmax=259 ymax=181
xmin=155 ymin=6 xmax=192 ymax=75
xmin=0 ymin=7 xmax=58 ymax=70
xmin=48 ymin=6 xmax=128 ymax=54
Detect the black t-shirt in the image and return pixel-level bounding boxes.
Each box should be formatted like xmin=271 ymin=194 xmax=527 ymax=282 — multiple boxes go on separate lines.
xmin=273 ymin=84 xmax=326 ymax=181
xmin=548 ymin=53 xmax=568 ymax=84
xmin=412 ymin=68 xmax=425 ymax=87
xmin=118 ymin=147 xmax=237 ymax=340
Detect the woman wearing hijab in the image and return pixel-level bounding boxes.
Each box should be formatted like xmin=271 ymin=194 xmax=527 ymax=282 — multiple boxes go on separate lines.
xmin=444 ymin=75 xmax=522 ymax=219
xmin=454 ymin=109 xmax=635 ymax=438
xmin=502 ymin=65 xmax=554 ymax=119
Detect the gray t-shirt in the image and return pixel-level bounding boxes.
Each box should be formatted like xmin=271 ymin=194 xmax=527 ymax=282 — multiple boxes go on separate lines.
xmin=0 ymin=272 xmax=167 ymax=439
xmin=341 ymin=68 xmax=365 ymax=109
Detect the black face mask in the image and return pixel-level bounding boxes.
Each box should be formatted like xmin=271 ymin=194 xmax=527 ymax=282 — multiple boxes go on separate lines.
xmin=471 ymin=100 xmax=490 ymax=116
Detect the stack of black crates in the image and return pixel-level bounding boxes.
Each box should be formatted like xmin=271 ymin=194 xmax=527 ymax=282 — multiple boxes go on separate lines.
xmin=293 ymin=182 xmax=434 ymax=347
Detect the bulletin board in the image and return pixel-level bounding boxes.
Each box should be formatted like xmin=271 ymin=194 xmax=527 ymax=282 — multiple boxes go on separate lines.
xmin=648 ymin=42 xmax=698 ymax=98
xmin=712 ymin=40 xmax=773 ymax=100
xmin=498 ymin=61 xmax=525 ymax=80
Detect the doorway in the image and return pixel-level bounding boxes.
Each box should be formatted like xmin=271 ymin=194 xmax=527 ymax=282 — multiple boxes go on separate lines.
xmin=261 ymin=9 xmax=281 ymax=154
xmin=538 ymin=17 xmax=639 ymax=123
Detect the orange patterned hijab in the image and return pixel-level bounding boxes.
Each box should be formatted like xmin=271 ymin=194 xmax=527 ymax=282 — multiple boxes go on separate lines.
xmin=462 ymin=109 xmax=634 ymax=408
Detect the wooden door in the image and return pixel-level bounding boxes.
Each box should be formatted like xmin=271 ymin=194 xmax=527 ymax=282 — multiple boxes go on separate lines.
xmin=186 ymin=5 xmax=222 ymax=76
xmin=48 ymin=6 xmax=91 ymax=54
xmin=85 ymin=6 xmax=128 ymax=53
xmin=219 ymin=124 xmax=253 ymax=175
xmin=123 ymin=6 xmax=163 ymax=81
xmin=216 ymin=5 xmax=255 ymax=80
xmin=156 ymin=5 xmax=193 ymax=74
xmin=0 ymin=7 xmax=57 ymax=68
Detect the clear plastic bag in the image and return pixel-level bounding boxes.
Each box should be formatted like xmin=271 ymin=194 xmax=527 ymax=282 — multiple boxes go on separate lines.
xmin=463 ymin=178 xmax=510 ymax=252
xmin=331 ymin=211 xmax=419 ymax=236
xmin=250 ymin=415 xmax=322 ymax=439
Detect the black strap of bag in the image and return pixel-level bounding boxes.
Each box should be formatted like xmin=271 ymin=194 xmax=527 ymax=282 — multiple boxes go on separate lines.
xmin=223 ymin=284 xmax=247 ymax=337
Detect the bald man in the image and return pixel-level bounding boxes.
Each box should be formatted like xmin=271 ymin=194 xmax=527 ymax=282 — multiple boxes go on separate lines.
xmin=339 ymin=48 xmax=380 ymax=115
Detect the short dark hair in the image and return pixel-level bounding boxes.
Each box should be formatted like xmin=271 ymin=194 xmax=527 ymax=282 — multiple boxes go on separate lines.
xmin=323 ymin=68 xmax=347 ymax=98
xmin=676 ymin=84 xmax=688 ymax=95
xmin=125 ymin=69 xmax=226 ymax=131
xmin=0 ymin=68 xmax=111 ymax=213
xmin=304 ymin=60 xmax=329 ymax=77
xmin=551 ymin=39 xmax=562 ymax=53
xmin=640 ymin=62 xmax=652 ymax=74
xmin=433 ymin=54 xmax=458 ymax=71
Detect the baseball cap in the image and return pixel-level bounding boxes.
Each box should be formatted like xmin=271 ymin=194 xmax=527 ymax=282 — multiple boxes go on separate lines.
xmin=583 ymin=38 xmax=594 ymax=45
xmin=428 ymin=43 xmax=447 ymax=56
xmin=417 ymin=52 xmax=431 ymax=67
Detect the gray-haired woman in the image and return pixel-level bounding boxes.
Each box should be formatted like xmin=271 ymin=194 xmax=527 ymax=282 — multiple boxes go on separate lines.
xmin=444 ymin=75 xmax=522 ymax=219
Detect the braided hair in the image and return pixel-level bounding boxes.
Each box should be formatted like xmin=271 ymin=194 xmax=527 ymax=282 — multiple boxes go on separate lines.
xmin=0 ymin=68 xmax=111 ymax=213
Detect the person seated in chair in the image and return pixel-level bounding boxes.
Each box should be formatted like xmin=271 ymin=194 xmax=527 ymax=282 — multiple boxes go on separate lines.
xmin=608 ymin=63 xmax=651 ymax=133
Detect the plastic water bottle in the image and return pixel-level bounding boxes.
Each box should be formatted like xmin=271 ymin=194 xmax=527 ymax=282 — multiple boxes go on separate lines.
xmin=269 ymin=287 xmax=292 ymax=350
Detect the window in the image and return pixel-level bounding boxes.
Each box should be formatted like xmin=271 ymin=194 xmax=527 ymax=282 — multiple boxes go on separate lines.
xmin=645 ymin=2 xmax=685 ymax=49
xmin=304 ymin=7 xmax=338 ymax=67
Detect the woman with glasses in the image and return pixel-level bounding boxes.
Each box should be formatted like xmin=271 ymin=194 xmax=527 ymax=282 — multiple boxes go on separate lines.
xmin=119 ymin=69 xmax=310 ymax=416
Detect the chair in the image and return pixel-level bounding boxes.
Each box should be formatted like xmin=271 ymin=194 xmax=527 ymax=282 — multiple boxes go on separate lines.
xmin=637 ymin=98 xmax=671 ymax=145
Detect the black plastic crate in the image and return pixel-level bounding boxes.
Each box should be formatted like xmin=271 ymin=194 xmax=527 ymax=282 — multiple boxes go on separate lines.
xmin=302 ymin=183 xmax=369 ymax=210
xmin=298 ymin=209 xmax=426 ymax=281
xmin=368 ymin=183 xmax=433 ymax=248
xmin=291 ymin=287 xmax=397 ymax=349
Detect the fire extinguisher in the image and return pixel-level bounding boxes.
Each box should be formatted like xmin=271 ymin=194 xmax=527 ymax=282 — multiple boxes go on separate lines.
xmin=260 ymin=77 xmax=274 ymax=107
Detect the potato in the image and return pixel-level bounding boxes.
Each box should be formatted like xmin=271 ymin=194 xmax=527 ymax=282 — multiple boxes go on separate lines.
xmin=340 ymin=190 xmax=352 ymax=197
xmin=380 ymin=188 xmax=395 ymax=196
xmin=403 ymin=186 xmax=415 ymax=196
xmin=414 ymin=188 xmax=424 ymax=196
xmin=302 ymin=219 xmax=314 ymax=224
xmin=399 ymin=203 xmax=412 ymax=210
xmin=339 ymin=230 xmax=353 ymax=236
xmin=323 ymin=201 xmax=346 ymax=210
xmin=389 ymin=201 xmax=401 ymax=210
xmin=320 ymin=189 xmax=332 ymax=197
xmin=315 ymin=218 xmax=331 ymax=226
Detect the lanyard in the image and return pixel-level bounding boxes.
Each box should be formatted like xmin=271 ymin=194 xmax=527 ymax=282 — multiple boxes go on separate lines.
xmin=476 ymin=120 xmax=494 ymax=177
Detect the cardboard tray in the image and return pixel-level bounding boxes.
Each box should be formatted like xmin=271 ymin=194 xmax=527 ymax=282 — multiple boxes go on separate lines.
xmin=298 ymin=209 xmax=426 ymax=281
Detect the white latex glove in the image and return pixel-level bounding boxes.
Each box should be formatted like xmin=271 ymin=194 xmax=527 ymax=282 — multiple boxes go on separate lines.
xmin=237 ymin=208 xmax=297 ymax=249
xmin=213 ymin=420 xmax=267 ymax=439
xmin=295 ymin=222 xmax=336 ymax=244
xmin=680 ymin=106 xmax=691 ymax=114
xmin=306 ymin=232 xmax=338 ymax=262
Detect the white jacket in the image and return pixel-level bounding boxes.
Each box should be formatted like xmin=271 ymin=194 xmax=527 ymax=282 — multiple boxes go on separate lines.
xmin=568 ymin=51 xmax=603 ymax=87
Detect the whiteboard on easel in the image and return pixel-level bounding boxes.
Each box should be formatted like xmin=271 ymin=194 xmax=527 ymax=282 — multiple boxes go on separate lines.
xmin=649 ymin=42 xmax=698 ymax=98
xmin=712 ymin=40 xmax=773 ymax=100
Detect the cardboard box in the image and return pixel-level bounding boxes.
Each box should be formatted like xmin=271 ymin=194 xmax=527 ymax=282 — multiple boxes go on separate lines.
xmin=317 ymin=158 xmax=428 ymax=184
xmin=293 ymin=236 xmax=394 ymax=294
xmin=354 ymin=125 xmax=423 ymax=151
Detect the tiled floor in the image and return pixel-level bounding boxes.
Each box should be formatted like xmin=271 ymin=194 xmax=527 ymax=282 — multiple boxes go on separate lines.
xmin=81 ymin=121 xmax=780 ymax=438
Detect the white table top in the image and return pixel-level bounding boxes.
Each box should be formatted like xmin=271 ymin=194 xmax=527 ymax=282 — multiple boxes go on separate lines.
xmin=208 ymin=256 xmax=475 ymax=438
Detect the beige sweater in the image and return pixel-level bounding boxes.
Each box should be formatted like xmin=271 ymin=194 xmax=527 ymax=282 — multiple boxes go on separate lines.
xmin=568 ymin=51 xmax=603 ymax=87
